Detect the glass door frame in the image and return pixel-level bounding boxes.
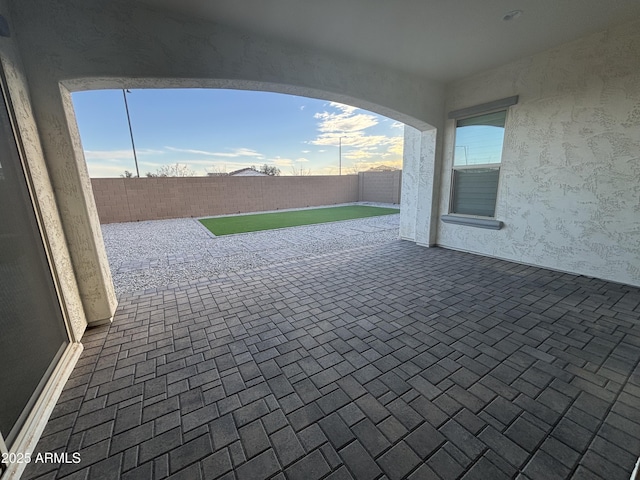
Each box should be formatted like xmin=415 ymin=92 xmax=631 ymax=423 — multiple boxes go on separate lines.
xmin=0 ymin=433 xmax=7 ymax=475
xmin=0 ymin=57 xmax=83 ymax=479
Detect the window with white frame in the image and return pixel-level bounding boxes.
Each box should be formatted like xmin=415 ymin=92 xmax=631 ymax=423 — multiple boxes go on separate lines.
xmin=450 ymin=110 xmax=506 ymax=217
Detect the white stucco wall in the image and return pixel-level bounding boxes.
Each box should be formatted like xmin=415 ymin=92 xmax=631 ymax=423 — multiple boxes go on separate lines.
xmin=399 ymin=127 xmax=420 ymax=242
xmin=437 ymin=18 xmax=640 ymax=287
xmin=400 ymin=127 xmax=441 ymax=246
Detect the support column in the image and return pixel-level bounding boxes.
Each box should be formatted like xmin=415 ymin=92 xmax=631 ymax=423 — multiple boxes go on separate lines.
xmin=400 ymin=126 xmax=441 ymax=247
xmin=31 ymin=82 xmax=117 ymax=327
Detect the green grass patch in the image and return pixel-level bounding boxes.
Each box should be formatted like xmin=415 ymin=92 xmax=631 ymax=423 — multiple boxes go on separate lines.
xmin=200 ymin=205 xmax=400 ymax=236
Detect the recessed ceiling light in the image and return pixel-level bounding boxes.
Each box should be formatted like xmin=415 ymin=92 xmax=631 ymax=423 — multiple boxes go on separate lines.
xmin=503 ymin=10 xmax=523 ymax=21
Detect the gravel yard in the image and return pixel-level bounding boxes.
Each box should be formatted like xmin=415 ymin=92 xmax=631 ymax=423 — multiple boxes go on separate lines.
xmin=102 ymin=203 xmax=400 ymax=297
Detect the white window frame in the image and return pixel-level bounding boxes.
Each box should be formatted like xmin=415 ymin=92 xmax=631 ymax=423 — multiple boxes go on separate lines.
xmin=441 ymin=96 xmax=518 ymax=230
xmin=449 ymin=109 xmax=506 ymax=218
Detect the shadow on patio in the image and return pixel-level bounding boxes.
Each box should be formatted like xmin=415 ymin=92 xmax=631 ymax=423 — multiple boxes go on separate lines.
xmin=24 ymin=240 xmax=640 ymax=480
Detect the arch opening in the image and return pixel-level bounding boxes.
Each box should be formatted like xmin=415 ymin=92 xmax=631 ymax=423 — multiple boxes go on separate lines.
xmin=64 ymin=82 xmax=441 ymax=296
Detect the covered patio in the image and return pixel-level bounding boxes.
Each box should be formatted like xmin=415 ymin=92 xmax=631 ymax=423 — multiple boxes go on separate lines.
xmin=2 ymin=1 xmax=640 ymax=478
xmin=24 ymin=240 xmax=640 ymax=479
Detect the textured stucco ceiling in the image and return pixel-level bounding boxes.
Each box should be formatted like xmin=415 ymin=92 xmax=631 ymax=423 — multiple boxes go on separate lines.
xmin=136 ymin=0 xmax=640 ymax=82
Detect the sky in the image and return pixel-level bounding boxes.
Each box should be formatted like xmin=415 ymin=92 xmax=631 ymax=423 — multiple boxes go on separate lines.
xmin=71 ymin=89 xmax=404 ymax=177
xmin=454 ymin=125 xmax=505 ymax=166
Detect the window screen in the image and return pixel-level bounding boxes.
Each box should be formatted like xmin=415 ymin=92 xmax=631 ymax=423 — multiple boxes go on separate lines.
xmin=452 ymin=168 xmax=500 ymax=217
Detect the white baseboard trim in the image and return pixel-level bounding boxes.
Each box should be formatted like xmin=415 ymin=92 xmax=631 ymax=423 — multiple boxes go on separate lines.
xmin=4 ymin=342 xmax=83 ymax=480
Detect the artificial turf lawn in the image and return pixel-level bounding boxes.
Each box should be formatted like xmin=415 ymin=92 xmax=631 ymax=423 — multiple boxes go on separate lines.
xmin=199 ymin=205 xmax=400 ymax=236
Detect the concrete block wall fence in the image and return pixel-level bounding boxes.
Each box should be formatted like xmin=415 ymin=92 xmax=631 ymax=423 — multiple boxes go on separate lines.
xmin=91 ymin=172 xmax=401 ymax=224
xmin=358 ymin=170 xmax=402 ymax=204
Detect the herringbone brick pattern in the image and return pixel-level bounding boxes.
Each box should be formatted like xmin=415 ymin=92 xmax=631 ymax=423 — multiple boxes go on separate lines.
xmin=24 ymin=241 xmax=640 ymax=479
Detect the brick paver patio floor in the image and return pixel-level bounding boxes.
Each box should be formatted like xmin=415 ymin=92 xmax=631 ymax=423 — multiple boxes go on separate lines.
xmin=24 ymin=241 xmax=640 ymax=480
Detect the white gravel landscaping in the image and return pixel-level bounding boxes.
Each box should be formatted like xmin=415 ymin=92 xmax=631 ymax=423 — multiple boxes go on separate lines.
xmin=101 ymin=203 xmax=400 ymax=297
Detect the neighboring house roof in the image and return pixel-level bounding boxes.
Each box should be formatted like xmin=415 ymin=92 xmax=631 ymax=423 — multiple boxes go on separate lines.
xmin=228 ymin=168 xmax=269 ymax=176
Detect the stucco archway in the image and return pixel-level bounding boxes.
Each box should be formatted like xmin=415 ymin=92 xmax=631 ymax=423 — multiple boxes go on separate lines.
xmin=62 ymin=78 xmax=442 ymax=287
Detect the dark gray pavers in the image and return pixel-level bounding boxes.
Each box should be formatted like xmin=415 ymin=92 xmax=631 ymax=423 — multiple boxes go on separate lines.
xmin=23 ymin=241 xmax=640 ymax=479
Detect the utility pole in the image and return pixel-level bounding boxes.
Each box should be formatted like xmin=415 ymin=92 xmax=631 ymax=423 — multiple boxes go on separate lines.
xmin=122 ymin=89 xmax=140 ymax=177
xmin=339 ymin=136 xmax=347 ymax=176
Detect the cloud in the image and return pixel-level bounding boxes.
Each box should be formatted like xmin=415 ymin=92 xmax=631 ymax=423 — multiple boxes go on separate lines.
xmin=308 ymin=102 xmax=404 ymax=163
xmin=312 ymin=134 xmax=402 ymax=161
xmin=351 ymin=158 xmax=403 ymax=172
xmin=386 ymin=136 xmax=403 ymax=156
xmin=311 ymin=134 xmax=388 ymax=148
xmin=165 ymin=146 xmax=265 ymax=159
xmin=84 ymin=150 xmax=131 ymax=161
xmin=86 ymin=163 xmax=133 ymax=177
xmin=268 ymin=156 xmax=294 ymax=167
xmin=149 ymin=158 xmax=232 ymax=167
xmin=204 ymin=161 xmax=257 ymax=173
xmin=86 ymin=145 xmax=266 ymax=172
xmin=138 ymin=161 xmax=166 ymax=168
xmin=329 ymin=102 xmax=358 ymax=115
xmin=164 ymin=147 xmax=218 ymax=156
xmin=84 ymin=148 xmax=163 ymax=161
xmin=317 ymin=165 xmax=338 ymax=175
xmin=145 ymin=160 xmax=260 ymax=177
xmin=85 ymin=146 xmax=268 ymax=178
xmin=262 ymin=156 xmax=309 ymax=168
xmin=313 ymin=102 xmax=378 ymax=134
